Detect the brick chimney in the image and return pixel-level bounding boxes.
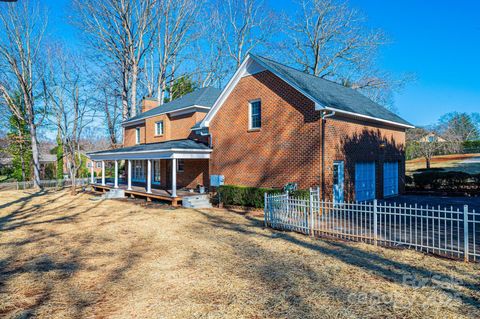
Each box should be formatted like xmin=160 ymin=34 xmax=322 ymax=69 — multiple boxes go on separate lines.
xmin=141 ymin=97 xmax=159 ymax=113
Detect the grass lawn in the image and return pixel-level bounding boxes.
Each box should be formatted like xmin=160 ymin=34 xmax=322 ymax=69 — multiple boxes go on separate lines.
xmin=407 ymin=153 xmax=480 ymax=175
xmin=1 ymin=190 xmax=479 ymax=318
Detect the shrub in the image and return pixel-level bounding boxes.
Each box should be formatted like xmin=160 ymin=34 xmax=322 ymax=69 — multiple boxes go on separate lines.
xmin=411 ymin=170 xmax=480 ymax=193
xmin=217 ymin=185 xmax=311 ymax=208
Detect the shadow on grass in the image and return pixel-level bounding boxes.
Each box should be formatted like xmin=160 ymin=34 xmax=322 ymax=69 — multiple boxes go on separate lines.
xmin=193 ymin=209 xmax=480 ymax=316
xmin=0 ymin=190 xmax=148 ymax=319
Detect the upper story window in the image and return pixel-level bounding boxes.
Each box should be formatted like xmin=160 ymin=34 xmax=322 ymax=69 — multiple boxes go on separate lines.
xmin=249 ymin=100 xmax=261 ymax=130
xmin=155 ymin=121 xmax=164 ymax=136
xmin=96 ymin=162 xmax=102 ymax=168
xmin=135 ymin=127 xmax=141 ymax=144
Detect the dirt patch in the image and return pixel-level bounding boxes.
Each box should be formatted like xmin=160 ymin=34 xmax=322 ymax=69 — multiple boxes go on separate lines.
xmin=1 ymin=190 xmax=479 ymax=318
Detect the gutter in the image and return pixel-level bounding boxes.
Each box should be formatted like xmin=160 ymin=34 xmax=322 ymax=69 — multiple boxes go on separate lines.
xmin=320 ymin=110 xmax=335 ymax=200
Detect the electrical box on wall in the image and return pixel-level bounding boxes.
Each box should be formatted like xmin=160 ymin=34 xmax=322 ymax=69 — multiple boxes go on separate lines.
xmin=210 ymin=175 xmax=225 ymax=187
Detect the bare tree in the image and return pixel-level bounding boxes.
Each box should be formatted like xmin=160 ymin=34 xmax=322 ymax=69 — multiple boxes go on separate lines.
xmin=142 ymin=0 xmax=200 ymax=103
xmin=407 ymin=128 xmax=457 ymax=169
xmin=285 ymin=0 xmax=408 ymax=108
xmin=211 ymin=0 xmax=275 ymax=68
xmin=74 ymin=0 xmax=156 ymax=120
xmin=44 ymin=48 xmax=95 ymax=195
xmin=0 ymin=0 xmax=47 ymax=189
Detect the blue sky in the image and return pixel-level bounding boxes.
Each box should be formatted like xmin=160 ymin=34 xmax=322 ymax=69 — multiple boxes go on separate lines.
xmin=44 ymin=0 xmax=480 ymax=127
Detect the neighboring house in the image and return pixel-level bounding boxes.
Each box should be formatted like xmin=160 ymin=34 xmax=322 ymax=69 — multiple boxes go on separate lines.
xmin=419 ymin=132 xmax=447 ymax=143
xmin=88 ymin=54 xmax=412 ymax=202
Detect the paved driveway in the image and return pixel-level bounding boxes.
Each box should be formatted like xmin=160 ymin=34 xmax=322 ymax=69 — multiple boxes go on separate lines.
xmin=382 ymin=195 xmax=480 ymax=212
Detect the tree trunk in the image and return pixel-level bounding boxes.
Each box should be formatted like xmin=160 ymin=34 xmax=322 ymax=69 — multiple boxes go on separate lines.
xmin=121 ymin=66 xmax=129 ymax=120
xmin=130 ymin=63 xmax=138 ymax=118
xmin=425 ymin=157 xmax=431 ymax=169
xmin=29 ymin=122 xmax=42 ymax=189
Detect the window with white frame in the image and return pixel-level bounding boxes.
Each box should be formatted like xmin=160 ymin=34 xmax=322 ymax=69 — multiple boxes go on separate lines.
xmin=96 ymin=162 xmax=102 ymax=168
xmin=155 ymin=121 xmax=164 ymax=136
xmin=177 ymin=159 xmax=184 ymax=172
xmin=132 ymin=160 xmax=146 ymax=182
xmin=249 ymin=100 xmax=261 ymax=129
xmin=87 ymin=162 xmax=92 ymax=168
xmin=153 ymin=160 xmax=161 ymax=184
xmin=135 ymin=127 xmax=141 ymax=144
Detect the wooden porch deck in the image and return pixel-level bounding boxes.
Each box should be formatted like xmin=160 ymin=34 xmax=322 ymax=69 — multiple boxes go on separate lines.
xmin=91 ymin=183 xmax=200 ymax=206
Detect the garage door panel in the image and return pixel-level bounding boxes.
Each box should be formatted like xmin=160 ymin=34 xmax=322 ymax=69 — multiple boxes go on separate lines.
xmin=355 ymin=162 xmax=375 ymax=202
xmin=383 ymin=162 xmax=399 ymax=197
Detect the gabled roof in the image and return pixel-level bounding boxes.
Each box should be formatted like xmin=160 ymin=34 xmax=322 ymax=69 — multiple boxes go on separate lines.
xmin=124 ymin=87 xmax=222 ymax=125
xmin=200 ymin=54 xmax=413 ymax=129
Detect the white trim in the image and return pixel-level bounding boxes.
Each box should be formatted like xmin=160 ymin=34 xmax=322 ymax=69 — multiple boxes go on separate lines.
xmin=135 ymin=127 xmax=141 ymax=144
xmin=155 ymin=120 xmax=164 ymax=135
xmin=199 ymin=54 xmax=413 ymax=130
xmin=88 ymin=148 xmax=211 ymax=161
xmin=201 ymin=57 xmax=257 ymax=127
xmin=123 ymin=105 xmax=210 ymax=127
xmin=319 ymin=105 xmax=414 ymax=129
xmin=248 ymin=99 xmax=261 ymax=130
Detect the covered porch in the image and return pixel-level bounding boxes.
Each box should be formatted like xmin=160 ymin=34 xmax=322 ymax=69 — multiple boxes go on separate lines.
xmin=87 ymin=140 xmax=212 ymax=206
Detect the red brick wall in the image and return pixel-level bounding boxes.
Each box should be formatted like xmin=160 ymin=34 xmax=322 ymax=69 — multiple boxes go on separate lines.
xmin=209 ymin=70 xmax=322 ymax=189
xmin=321 ymin=115 xmax=406 ymax=201
xmin=209 ymin=70 xmax=406 ymax=200
xmin=124 ymin=112 xmax=207 ymax=146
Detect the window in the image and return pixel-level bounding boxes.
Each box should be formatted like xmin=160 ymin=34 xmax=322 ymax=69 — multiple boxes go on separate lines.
xmin=428 ymin=135 xmax=435 ymax=143
xmin=177 ymin=159 xmax=184 ymax=172
xmin=132 ymin=160 xmax=146 ymax=182
xmin=153 ymin=160 xmax=161 ymax=184
xmin=155 ymin=121 xmax=164 ymax=136
xmin=135 ymin=127 xmax=141 ymax=144
xmin=96 ymin=162 xmax=102 ymax=168
xmin=87 ymin=162 xmax=92 ymax=168
xmin=249 ymin=100 xmax=261 ymax=129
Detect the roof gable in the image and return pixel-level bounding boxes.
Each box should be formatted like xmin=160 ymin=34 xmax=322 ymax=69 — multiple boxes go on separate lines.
xmin=200 ymin=54 xmax=413 ymax=129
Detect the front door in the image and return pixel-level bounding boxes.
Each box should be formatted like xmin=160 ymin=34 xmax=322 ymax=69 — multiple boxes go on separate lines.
xmin=333 ymin=161 xmax=344 ymax=203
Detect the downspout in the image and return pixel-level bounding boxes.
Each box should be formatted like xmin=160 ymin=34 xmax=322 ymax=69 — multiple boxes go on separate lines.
xmin=320 ymin=110 xmax=335 ymax=200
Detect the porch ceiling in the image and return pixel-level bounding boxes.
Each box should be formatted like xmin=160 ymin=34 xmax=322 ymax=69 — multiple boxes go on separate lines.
xmin=87 ymin=139 xmax=211 ymax=161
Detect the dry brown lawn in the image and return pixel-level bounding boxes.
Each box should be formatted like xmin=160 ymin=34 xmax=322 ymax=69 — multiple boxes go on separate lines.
xmin=0 ymin=189 xmax=479 ymax=318
xmin=407 ymin=153 xmax=480 ymax=175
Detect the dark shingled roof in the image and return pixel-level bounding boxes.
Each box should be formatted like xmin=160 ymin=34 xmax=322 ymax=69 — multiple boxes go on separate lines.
xmin=250 ymin=54 xmax=412 ymax=127
xmin=87 ymin=139 xmax=211 ymax=155
xmin=124 ymin=87 xmax=222 ymax=124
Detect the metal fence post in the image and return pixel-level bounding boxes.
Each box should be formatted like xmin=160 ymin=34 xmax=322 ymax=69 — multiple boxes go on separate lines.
xmin=309 ymin=188 xmax=315 ymax=237
xmin=373 ymin=199 xmax=378 ymax=246
xmin=264 ymin=192 xmax=268 ymax=227
xmin=464 ymin=205 xmax=469 ymax=262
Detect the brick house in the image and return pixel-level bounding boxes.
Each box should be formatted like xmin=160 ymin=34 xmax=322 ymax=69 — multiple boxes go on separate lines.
xmin=88 ymin=54 xmax=412 ymax=203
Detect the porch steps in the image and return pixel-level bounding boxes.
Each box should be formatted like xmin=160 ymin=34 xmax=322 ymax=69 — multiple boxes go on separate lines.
xmin=101 ymin=188 xmax=125 ymax=199
xmin=182 ymin=194 xmax=212 ymax=209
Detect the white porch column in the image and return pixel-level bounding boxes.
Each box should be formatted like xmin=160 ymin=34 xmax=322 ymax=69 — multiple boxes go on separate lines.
xmin=114 ymin=160 xmax=119 ymax=188
xmin=171 ymin=158 xmax=177 ymax=198
xmin=90 ymin=161 xmax=94 ymax=184
xmin=147 ymin=159 xmax=152 ymax=193
xmin=127 ymin=160 xmax=132 ymax=190
xmin=101 ymin=161 xmax=106 ymax=186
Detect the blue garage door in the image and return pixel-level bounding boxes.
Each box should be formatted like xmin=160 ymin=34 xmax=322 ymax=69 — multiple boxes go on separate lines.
xmin=355 ymin=162 xmax=376 ymax=202
xmin=383 ymin=162 xmax=399 ymax=197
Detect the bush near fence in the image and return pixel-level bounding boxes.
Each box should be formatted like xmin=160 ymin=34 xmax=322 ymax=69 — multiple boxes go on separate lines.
xmin=407 ymin=170 xmax=480 ymax=195
xmin=218 ymin=185 xmax=310 ymax=208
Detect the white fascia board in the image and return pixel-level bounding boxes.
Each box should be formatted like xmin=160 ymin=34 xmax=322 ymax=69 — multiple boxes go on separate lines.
xmin=122 ymin=105 xmax=211 ymax=127
xmin=87 ymin=148 xmax=212 ymax=161
xmin=201 ymin=57 xmax=256 ymax=128
xmin=323 ymin=106 xmax=415 ymax=129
